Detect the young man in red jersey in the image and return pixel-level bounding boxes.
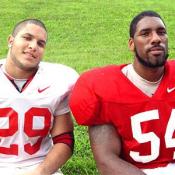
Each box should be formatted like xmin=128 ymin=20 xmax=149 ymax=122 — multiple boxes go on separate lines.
xmin=70 ymin=11 xmax=175 ymax=175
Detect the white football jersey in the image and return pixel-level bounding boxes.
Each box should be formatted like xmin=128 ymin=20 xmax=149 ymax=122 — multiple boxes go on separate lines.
xmin=0 ymin=61 xmax=79 ymax=167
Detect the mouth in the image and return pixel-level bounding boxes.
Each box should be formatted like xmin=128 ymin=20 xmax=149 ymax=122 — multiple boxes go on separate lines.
xmin=148 ymin=46 xmax=165 ymax=55
xmin=23 ymin=51 xmax=36 ymax=59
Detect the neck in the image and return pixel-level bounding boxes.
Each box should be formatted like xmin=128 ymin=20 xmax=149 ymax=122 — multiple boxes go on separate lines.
xmin=133 ymin=60 xmax=165 ymax=82
xmin=4 ymin=55 xmax=38 ymax=79
xmin=4 ymin=63 xmax=37 ymax=80
xmin=5 ymin=66 xmax=37 ymax=79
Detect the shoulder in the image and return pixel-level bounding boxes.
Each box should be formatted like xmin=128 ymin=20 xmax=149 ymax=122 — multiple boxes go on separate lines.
xmin=82 ymin=65 xmax=120 ymax=75
xmin=167 ymin=60 xmax=175 ymax=66
xmin=80 ymin=65 xmax=121 ymax=79
xmin=70 ymin=65 xmax=124 ymax=125
xmin=39 ymin=61 xmax=78 ymax=74
xmin=38 ymin=61 xmax=79 ymax=82
xmin=165 ymin=60 xmax=175 ymax=74
xmin=70 ymin=64 xmax=126 ymax=125
xmin=77 ymin=64 xmax=125 ymax=87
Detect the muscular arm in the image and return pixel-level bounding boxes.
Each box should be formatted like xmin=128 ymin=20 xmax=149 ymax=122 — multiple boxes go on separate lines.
xmin=33 ymin=112 xmax=73 ymax=175
xmin=89 ymin=125 xmax=146 ymax=175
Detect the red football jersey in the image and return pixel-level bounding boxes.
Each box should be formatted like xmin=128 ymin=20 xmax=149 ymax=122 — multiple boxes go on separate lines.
xmin=70 ymin=60 xmax=175 ymax=169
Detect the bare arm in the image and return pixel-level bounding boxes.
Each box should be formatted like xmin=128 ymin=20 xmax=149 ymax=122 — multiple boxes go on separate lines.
xmin=21 ymin=112 xmax=74 ymax=175
xmin=89 ymin=124 xmax=146 ymax=175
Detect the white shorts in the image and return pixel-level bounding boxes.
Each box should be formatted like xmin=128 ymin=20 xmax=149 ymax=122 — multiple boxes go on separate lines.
xmin=0 ymin=164 xmax=63 ymax=175
xmin=142 ymin=163 xmax=175 ymax=175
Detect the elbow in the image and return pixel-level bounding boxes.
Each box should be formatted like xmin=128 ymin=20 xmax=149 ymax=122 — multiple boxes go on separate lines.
xmin=96 ymin=157 xmax=109 ymax=170
xmin=92 ymin=148 xmax=121 ymax=174
xmin=95 ymin=155 xmax=118 ymax=175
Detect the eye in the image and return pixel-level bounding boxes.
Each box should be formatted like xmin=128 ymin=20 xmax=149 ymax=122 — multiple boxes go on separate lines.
xmin=157 ymin=30 xmax=167 ymax=36
xmin=37 ymin=41 xmax=46 ymax=48
xmin=23 ymin=36 xmax=32 ymax=41
xmin=140 ymin=31 xmax=150 ymax=37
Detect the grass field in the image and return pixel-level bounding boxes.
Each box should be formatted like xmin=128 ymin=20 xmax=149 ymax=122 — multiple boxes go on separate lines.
xmin=0 ymin=0 xmax=175 ymax=174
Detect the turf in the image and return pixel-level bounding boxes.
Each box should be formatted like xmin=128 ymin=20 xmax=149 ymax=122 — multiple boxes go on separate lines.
xmin=0 ymin=0 xmax=175 ymax=174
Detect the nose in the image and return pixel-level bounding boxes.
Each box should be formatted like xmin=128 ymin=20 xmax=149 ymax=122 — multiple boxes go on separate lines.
xmin=151 ymin=32 xmax=161 ymax=44
xmin=28 ymin=40 xmax=37 ymax=51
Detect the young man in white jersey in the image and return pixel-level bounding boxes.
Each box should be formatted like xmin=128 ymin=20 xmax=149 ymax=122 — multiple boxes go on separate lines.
xmin=70 ymin=11 xmax=175 ymax=175
xmin=0 ymin=19 xmax=78 ymax=175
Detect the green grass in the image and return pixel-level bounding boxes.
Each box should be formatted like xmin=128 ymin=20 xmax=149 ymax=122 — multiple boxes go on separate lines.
xmin=0 ymin=0 xmax=175 ymax=174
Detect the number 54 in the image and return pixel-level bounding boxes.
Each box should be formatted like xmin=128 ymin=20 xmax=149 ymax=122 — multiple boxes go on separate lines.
xmin=130 ymin=109 xmax=175 ymax=163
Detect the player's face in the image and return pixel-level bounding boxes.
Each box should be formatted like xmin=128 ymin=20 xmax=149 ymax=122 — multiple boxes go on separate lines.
xmin=8 ymin=23 xmax=47 ymax=71
xmin=129 ymin=17 xmax=168 ymax=68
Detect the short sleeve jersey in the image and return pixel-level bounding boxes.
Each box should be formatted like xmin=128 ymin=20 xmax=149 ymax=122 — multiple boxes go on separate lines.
xmin=70 ymin=60 xmax=175 ymax=169
xmin=0 ymin=61 xmax=79 ymax=167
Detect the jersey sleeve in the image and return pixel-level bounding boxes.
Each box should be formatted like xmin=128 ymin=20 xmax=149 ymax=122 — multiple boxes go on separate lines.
xmin=54 ymin=94 xmax=70 ymax=116
xmin=54 ymin=66 xmax=79 ymax=116
xmin=69 ymin=72 xmax=108 ymax=126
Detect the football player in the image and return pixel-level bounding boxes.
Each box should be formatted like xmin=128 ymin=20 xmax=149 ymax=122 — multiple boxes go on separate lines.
xmin=0 ymin=19 xmax=78 ymax=175
xmin=70 ymin=11 xmax=175 ymax=175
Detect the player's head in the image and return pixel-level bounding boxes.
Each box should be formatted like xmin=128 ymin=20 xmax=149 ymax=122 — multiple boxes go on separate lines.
xmin=128 ymin=10 xmax=168 ymax=68
xmin=12 ymin=19 xmax=47 ymax=38
xmin=7 ymin=19 xmax=47 ymax=75
xmin=129 ymin=10 xmax=165 ymax=38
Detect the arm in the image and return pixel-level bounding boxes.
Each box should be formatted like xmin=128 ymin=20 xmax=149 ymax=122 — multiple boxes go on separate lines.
xmin=22 ymin=112 xmax=73 ymax=175
xmin=37 ymin=112 xmax=73 ymax=174
xmin=89 ymin=124 xmax=146 ymax=175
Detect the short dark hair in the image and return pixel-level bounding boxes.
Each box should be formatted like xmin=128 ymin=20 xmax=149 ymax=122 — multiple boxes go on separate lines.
xmin=12 ymin=19 xmax=47 ymax=37
xmin=129 ymin=10 xmax=165 ymax=38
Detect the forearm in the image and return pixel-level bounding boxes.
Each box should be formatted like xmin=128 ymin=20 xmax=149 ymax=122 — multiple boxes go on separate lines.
xmin=96 ymin=154 xmax=146 ymax=175
xmin=36 ymin=143 xmax=72 ymax=175
xmin=89 ymin=125 xmax=146 ymax=175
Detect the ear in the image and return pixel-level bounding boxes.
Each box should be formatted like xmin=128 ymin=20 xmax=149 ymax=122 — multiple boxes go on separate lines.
xmin=128 ymin=38 xmax=135 ymax=52
xmin=8 ymin=35 xmax=14 ymax=47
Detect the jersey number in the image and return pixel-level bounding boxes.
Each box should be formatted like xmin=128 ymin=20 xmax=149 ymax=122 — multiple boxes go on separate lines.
xmin=0 ymin=107 xmax=51 ymax=155
xmin=130 ymin=109 xmax=175 ymax=163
